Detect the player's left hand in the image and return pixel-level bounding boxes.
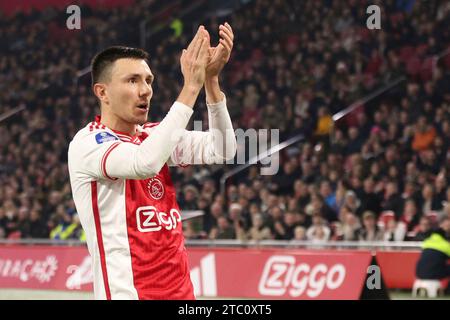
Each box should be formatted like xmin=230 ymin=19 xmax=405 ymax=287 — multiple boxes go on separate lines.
xmin=206 ymin=22 xmax=234 ymax=78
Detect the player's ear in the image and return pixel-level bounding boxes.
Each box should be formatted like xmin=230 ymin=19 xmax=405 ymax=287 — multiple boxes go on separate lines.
xmin=93 ymin=83 xmax=109 ymax=104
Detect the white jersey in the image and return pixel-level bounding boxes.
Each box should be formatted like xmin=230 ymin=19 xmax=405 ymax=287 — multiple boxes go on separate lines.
xmin=68 ymin=95 xmax=235 ymax=299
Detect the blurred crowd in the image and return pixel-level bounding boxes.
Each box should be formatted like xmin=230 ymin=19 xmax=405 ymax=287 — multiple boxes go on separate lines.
xmin=0 ymin=0 xmax=449 ymax=243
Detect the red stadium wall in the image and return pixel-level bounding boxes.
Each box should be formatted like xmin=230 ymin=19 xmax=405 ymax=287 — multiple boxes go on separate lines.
xmin=0 ymin=245 xmax=421 ymax=299
xmin=0 ymin=0 xmax=134 ymax=16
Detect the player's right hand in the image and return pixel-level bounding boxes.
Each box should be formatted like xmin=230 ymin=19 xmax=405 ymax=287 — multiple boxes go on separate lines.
xmin=180 ymin=26 xmax=210 ymax=93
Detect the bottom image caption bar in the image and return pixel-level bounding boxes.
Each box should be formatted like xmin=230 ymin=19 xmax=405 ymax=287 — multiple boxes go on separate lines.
xmin=176 ymin=303 xmax=273 ymax=318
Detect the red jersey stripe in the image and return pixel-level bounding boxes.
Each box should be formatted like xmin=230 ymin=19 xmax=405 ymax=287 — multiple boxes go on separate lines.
xmin=101 ymin=142 xmax=120 ymax=180
xmin=91 ymin=181 xmax=112 ymax=300
xmin=143 ymin=122 xmax=160 ymax=129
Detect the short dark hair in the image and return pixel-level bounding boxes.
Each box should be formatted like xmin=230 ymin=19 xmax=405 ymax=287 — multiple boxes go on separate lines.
xmin=91 ymin=46 xmax=149 ymax=86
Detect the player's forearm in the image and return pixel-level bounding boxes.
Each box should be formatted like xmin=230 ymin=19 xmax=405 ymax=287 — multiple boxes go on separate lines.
xmin=207 ymin=93 xmax=237 ymax=161
xmin=205 ymin=76 xmax=222 ymax=104
xmin=176 ymin=85 xmax=202 ymax=108
xmin=106 ymin=102 xmax=193 ymax=179
xmin=168 ymin=94 xmax=236 ymax=166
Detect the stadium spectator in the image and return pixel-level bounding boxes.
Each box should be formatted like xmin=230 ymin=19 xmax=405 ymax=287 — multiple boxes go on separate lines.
xmin=273 ymin=211 xmax=299 ymax=240
xmin=293 ymin=226 xmax=307 ymax=241
xmin=358 ymin=178 xmax=383 ymax=217
xmin=412 ymin=216 xmax=433 ymax=241
xmin=399 ymin=198 xmax=421 ymax=233
xmin=341 ymin=190 xmax=362 ymax=216
xmin=320 ymin=180 xmax=337 ymax=212
xmin=15 ymin=207 xmax=31 ymax=239
xmin=180 ymin=184 xmax=199 ymax=210
xmin=266 ymin=206 xmax=285 ymax=240
xmin=415 ymin=216 xmax=450 ymax=287
xmin=305 ymin=193 xmax=337 ymax=222
xmin=306 ymin=214 xmax=331 ymax=243
xmin=25 ymin=209 xmax=50 ymax=239
xmin=228 ymin=203 xmax=248 ymax=240
xmin=341 ymin=211 xmax=361 ymax=241
xmin=419 ymin=183 xmax=441 ymax=214
xmin=383 ymin=219 xmax=407 ymax=242
xmin=210 ymin=216 xmax=236 ymax=240
xmin=381 ymin=181 xmax=404 ymax=214
xmin=412 ymin=116 xmax=437 ymax=152
xmin=433 ymin=173 xmax=447 ymax=210
xmin=0 ymin=208 xmax=7 ymax=239
xmin=314 ymin=106 xmax=333 ymax=138
xmin=356 ymin=211 xmax=384 ymax=241
xmin=49 ymin=211 xmax=78 ymax=240
xmin=247 ymin=213 xmax=271 ymax=241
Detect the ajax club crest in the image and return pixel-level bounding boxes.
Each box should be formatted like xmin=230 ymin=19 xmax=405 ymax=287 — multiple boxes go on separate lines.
xmin=147 ymin=178 xmax=164 ymax=200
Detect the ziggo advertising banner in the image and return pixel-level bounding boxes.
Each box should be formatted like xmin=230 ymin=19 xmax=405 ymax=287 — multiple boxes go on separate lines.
xmin=0 ymin=246 xmax=420 ymax=299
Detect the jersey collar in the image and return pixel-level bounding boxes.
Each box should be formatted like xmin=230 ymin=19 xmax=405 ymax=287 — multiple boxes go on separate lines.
xmin=94 ymin=115 xmax=144 ymax=142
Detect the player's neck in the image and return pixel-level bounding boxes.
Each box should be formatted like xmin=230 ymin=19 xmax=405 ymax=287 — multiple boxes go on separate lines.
xmin=100 ymin=112 xmax=137 ymax=136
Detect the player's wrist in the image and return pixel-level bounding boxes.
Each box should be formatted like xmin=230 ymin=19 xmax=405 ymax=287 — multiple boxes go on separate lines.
xmin=177 ymin=85 xmax=202 ymax=108
xmin=182 ymin=83 xmax=202 ymax=95
xmin=205 ymin=77 xmax=222 ymax=104
xmin=205 ymin=75 xmax=219 ymax=85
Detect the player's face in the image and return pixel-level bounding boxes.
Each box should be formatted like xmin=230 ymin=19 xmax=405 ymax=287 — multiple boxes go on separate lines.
xmin=107 ymin=58 xmax=154 ymax=125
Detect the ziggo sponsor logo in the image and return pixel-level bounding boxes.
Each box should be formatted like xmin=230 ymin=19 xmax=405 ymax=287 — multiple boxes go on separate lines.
xmin=258 ymin=256 xmax=346 ymax=298
xmin=136 ymin=206 xmax=181 ymax=232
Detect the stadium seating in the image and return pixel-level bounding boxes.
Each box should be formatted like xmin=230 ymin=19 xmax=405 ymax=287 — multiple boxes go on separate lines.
xmin=0 ymin=0 xmax=449 ymax=244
